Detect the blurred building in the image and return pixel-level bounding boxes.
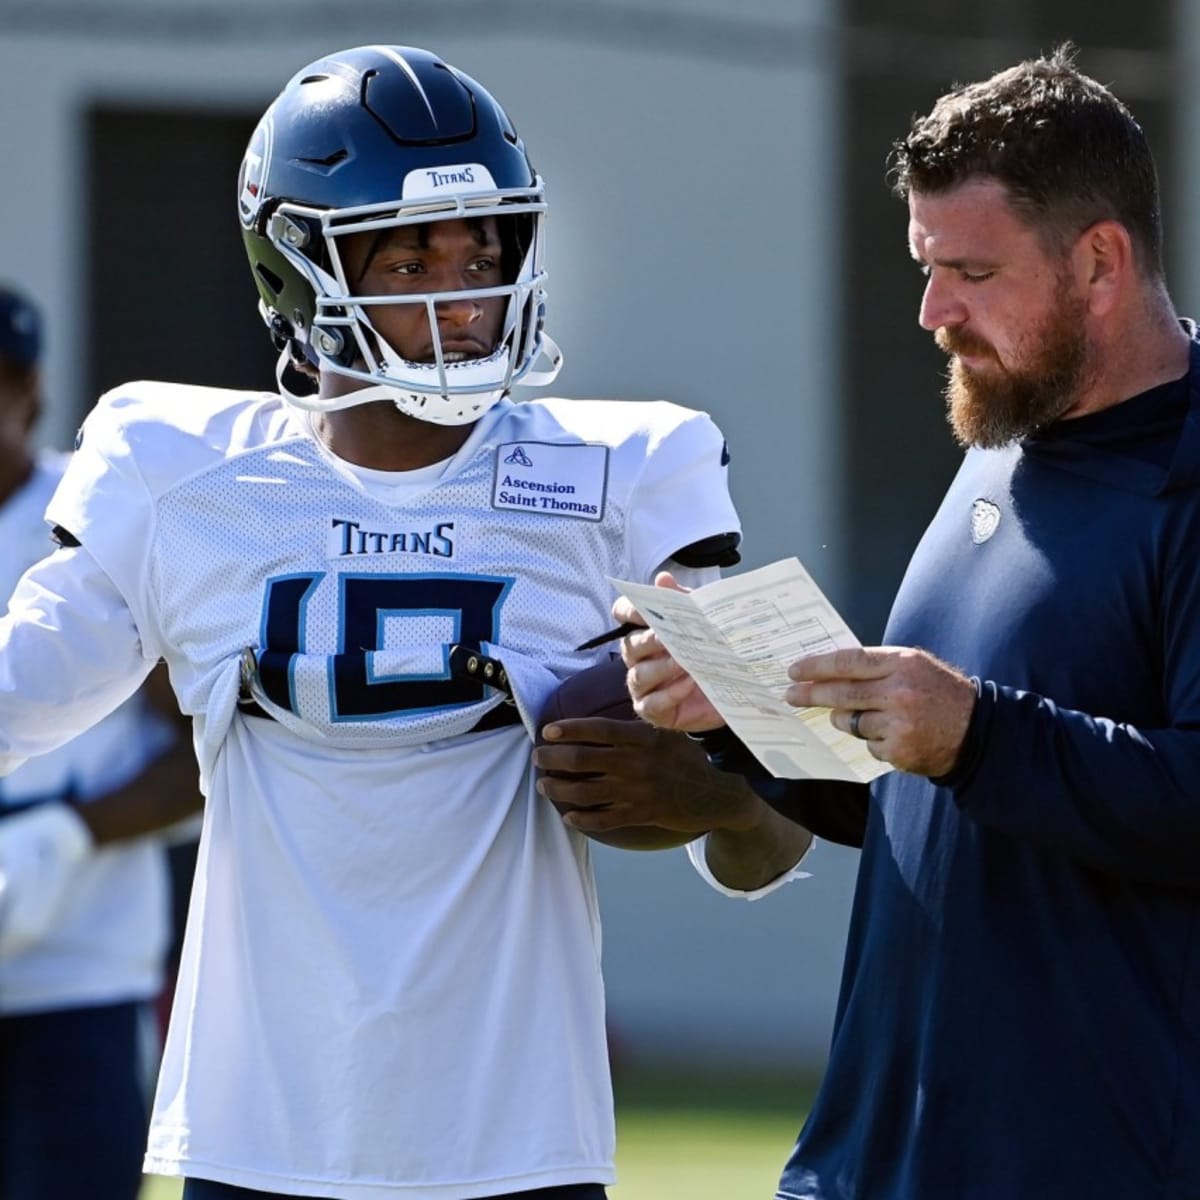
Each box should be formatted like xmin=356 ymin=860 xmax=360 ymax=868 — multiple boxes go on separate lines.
xmin=0 ymin=0 xmax=1191 ymax=1069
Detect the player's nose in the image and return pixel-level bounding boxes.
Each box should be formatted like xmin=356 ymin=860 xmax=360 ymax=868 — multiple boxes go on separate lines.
xmin=434 ymin=295 xmax=483 ymax=328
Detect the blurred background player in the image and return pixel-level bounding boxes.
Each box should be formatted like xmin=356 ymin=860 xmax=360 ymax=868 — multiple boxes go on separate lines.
xmin=0 ymin=282 xmax=203 ymax=1200
xmin=0 ymin=49 xmax=809 ymax=1200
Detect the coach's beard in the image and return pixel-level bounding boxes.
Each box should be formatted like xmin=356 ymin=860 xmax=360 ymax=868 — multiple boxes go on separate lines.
xmin=939 ymin=286 xmax=1093 ymax=449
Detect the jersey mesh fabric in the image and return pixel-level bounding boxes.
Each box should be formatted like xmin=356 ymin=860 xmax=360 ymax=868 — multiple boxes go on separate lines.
xmin=41 ymin=383 xmax=739 ymax=1199
xmin=0 ymin=454 xmax=172 ymax=1013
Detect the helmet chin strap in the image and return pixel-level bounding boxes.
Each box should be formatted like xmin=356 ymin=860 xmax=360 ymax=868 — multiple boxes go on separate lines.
xmin=273 ymin=350 xmax=467 ymax=420
xmin=521 ymin=333 xmax=563 ymax=387
xmin=274 ymin=349 xmax=350 ymax=415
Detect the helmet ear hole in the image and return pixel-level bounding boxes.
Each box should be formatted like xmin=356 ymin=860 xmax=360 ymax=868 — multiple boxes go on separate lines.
xmin=255 ymin=263 xmax=286 ymax=298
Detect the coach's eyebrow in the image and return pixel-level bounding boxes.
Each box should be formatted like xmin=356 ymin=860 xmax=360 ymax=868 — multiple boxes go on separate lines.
xmin=911 ymin=249 xmax=1001 ymax=272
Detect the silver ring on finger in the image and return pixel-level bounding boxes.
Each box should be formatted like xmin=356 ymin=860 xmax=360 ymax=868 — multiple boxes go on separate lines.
xmin=849 ymin=709 xmax=867 ymax=740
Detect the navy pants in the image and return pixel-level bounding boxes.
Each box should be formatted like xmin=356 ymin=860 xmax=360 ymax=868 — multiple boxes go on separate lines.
xmin=183 ymin=1182 xmax=607 ymax=1199
xmin=0 ymin=1000 xmax=148 ymax=1200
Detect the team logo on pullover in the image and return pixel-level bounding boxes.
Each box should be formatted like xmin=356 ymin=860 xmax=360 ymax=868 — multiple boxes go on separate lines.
xmin=970 ymin=499 xmax=1001 ymax=544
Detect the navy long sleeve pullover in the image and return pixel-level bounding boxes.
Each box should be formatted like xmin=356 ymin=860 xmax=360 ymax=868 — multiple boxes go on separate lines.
xmin=776 ymin=340 xmax=1200 ymax=1200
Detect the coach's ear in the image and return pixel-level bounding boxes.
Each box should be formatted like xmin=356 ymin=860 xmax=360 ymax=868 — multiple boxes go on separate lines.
xmin=1074 ymin=219 xmax=1133 ymax=316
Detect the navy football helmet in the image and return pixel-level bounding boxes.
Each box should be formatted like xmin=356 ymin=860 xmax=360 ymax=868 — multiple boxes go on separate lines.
xmin=237 ymin=45 xmax=560 ymax=424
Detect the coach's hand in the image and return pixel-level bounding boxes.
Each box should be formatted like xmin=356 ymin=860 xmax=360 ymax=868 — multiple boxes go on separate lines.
xmin=786 ymin=646 xmax=976 ymax=778
xmin=614 ymin=572 xmax=725 ymax=733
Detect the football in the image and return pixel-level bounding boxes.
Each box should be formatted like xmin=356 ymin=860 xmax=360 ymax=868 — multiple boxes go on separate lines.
xmin=536 ymin=658 xmax=695 ymax=851
xmin=538 ymin=656 xmax=635 ymax=726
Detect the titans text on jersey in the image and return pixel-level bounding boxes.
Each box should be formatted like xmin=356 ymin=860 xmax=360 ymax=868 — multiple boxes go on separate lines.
xmin=329 ymin=518 xmax=456 ymax=558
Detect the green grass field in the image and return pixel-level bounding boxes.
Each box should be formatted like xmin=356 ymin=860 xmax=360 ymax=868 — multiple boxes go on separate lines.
xmin=139 ymin=1066 xmax=813 ymax=1200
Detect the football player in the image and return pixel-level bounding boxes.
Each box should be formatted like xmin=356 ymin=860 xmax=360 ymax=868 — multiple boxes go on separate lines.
xmin=0 ymin=283 xmax=202 ymax=1200
xmin=0 ymin=47 xmax=810 ymax=1200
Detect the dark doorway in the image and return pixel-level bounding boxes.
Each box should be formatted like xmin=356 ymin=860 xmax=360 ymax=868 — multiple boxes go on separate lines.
xmin=84 ymin=106 xmax=275 ymax=430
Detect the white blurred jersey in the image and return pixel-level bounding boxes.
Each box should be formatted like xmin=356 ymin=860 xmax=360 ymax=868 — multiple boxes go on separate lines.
xmin=0 ymin=453 xmax=173 ymax=1015
xmin=2 ymin=384 xmax=741 ymax=1198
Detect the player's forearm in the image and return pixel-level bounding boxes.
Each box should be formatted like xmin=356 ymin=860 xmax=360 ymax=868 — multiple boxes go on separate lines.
xmin=704 ymin=788 xmax=814 ymax=891
xmin=692 ymin=726 xmax=870 ymax=848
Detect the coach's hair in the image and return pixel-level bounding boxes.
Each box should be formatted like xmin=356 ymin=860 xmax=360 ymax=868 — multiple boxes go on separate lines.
xmin=889 ymin=45 xmax=1164 ymax=277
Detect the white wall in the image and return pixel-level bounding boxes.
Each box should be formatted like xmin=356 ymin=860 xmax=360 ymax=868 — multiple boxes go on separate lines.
xmin=0 ymin=0 xmax=852 ymax=1067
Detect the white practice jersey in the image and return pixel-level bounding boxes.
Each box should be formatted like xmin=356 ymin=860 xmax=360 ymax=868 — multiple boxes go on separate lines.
xmin=0 ymin=384 xmax=740 ymax=1198
xmin=0 ymin=453 xmax=173 ymax=1014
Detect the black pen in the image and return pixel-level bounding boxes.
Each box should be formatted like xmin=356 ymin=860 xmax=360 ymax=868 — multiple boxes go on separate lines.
xmin=574 ymin=622 xmax=642 ymax=652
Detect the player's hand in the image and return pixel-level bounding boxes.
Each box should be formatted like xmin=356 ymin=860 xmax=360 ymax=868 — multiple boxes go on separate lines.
xmin=785 ymin=646 xmax=976 ymax=777
xmin=614 ymin=572 xmax=724 ymax=733
xmin=0 ymin=802 xmax=93 ymax=958
xmin=534 ymin=719 xmax=759 ymax=835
